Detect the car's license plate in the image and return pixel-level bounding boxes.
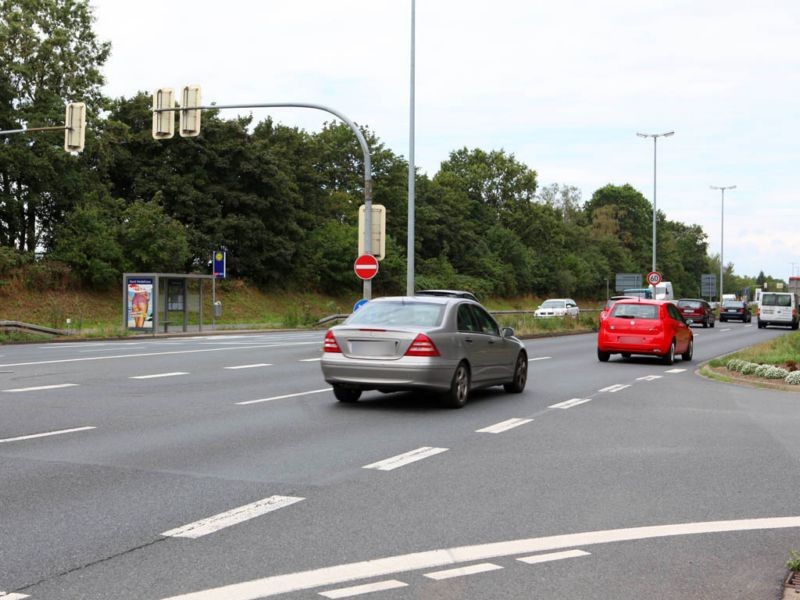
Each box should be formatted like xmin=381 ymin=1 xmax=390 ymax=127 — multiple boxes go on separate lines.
xmin=619 ymin=336 xmax=644 ymax=344
xmin=349 ymin=340 xmax=398 ymax=357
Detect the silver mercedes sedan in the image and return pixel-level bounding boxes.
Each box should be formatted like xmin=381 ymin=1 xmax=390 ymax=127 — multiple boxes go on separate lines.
xmin=320 ymin=295 xmax=528 ymax=408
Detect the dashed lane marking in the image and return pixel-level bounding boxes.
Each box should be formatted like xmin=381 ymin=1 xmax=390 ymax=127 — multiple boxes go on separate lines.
xmin=318 ymin=580 xmax=407 ymax=598
xmin=528 ymin=356 xmax=551 ymax=362
xmin=548 ymin=398 xmax=591 ymax=409
xmin=517 ymin=549 xmax=591 ymax=564
xmin=0 ymin=592 xmax=31 ymax=599
xmin=598 ymin=384 xmax=630 ymax=393
xmin=161 ymin=496 xmax=304 ymax=539
xmin=223 ymin=364 xmax=272 ymax=370
xmin=424 ymin=562 xmax=503 ymax=580
xmin=664 ymin=368 xmax=686 ymax=374
xmin=129 ymin=372 xmax=189 ymax=380
xmin=0 ymin=426 xmax=95 ymax=444
xmin=237 ymin=388 xmax=332 ymax=405
xmin=159 ymin=516 xmax=800 ymax=599
xmin=2 ymin=383 xmax=78 ymax=393
xmin=363 ymin=447 xmax=449 ymax=471
xmin=299 ymin=358 xmax=322 ymax=362
xmin=720 ymin=328 xmax=731 ymax=332
xmin=476 ymin=418 xmax=533 ymax=434
xmin=636 ymin=375 xmax=663 ymax=381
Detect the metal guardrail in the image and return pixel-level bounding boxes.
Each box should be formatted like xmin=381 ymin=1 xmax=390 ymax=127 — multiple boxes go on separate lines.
xmin=317 ymin=307 xmax=602 ymax=325
xmin=0 ymin=320 xmax=69 ymax=336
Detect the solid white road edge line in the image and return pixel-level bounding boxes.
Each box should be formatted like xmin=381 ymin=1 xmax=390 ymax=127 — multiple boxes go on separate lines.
xmin=363 ymin=447 xmax=448 ymax=471
xmin=318 ymin=580 xmax=407 ymax=598
xmin=159 ymin=516 xmax=800 ymax=600
xmin=224 ymin=364 xmax=272 ymax=370
xmin=130 ymin=372 xmax=189 ymax=380
xmin=2 ymin=383 xmax=78 ymax=393
xmin=517 ymin=549 xmax=591 ymax=564
xmin=0 ymin=426 xmax=96 ymax=444
xmin=476 ymin=418 xmax=533 ymax=434
xmin=548 ymin=398 xmax=591 ymax=410
xmin=424 ymin=562 xmax=503 ymax=580
xmin=237 ymin=388 xmax=332 ymax=405
xmin=162 ymin=496 xmax=304 ymax=539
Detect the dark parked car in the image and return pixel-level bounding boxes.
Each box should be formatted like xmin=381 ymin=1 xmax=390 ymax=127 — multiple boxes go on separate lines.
xmin=719 ymin=300 xmax=752 ymax=323
xmin=676 ymin=298 xmax=715 ymax=328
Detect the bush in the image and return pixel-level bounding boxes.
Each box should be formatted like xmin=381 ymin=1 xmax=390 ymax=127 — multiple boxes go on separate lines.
xmin=741 ymin=362 xmax=759 ymax=375
xmin=785 ymin=371 xmax=800 ymax=385
xmin=763 ymin=366 xmax=790 ymax=379
xmin=726 ymin=359 xmax=744 ymax=372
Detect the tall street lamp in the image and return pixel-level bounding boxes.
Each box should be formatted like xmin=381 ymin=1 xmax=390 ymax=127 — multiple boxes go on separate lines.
xmin=711 ymin=185 xmax=736 ymax=301
xmin=637 ymin=131 xmax=674 ymax=274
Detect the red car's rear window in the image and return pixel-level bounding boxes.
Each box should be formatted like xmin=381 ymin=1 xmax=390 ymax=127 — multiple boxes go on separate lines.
xmin=610 ymin=304 xmax=659 ymax=320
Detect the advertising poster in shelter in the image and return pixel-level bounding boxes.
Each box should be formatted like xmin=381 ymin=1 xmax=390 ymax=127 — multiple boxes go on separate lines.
xmin=127 ymin=278 xmax=154 ymax=330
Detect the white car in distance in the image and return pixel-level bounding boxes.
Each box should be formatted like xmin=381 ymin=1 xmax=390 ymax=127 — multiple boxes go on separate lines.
xmin=534 ymin=298 xmax=580 ymax=318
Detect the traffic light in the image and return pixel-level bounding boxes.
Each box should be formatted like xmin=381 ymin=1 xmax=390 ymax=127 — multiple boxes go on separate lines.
xmin=152 ymin=88 xmax=175 ymax=139
xmin=64 ymin=102 xmax=86 ymax=152
xmin=180 ymin=85 xmax=202 ymax=137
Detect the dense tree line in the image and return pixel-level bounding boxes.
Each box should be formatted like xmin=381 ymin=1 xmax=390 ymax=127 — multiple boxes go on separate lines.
xmin=0 ymin=0 xmax=766 ymax=300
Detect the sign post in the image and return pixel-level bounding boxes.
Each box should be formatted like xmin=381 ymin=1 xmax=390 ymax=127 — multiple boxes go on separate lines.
xmin=354 ymin=254 xmax=379 ymax=281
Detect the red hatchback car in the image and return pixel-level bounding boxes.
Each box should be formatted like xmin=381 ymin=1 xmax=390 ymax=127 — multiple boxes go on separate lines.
xmin=597 ymin=299 xmax=693 ymax=364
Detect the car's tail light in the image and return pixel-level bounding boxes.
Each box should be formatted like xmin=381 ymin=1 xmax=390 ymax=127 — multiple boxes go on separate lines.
xmin=323 ymin=330 xmax=342 ymax=353
xmin=405 ymin=333 xmax=440 ymax=357
xmin=757 ymin=307 xmax=761 ymax=316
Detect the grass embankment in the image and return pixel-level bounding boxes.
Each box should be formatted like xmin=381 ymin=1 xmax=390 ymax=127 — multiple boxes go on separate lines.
xmin=0 ymin=277 xmax=601 ymax=342
xmin=702 ymin=331 xmax=800 ymax=390
xmin=707 ymin=332 xmax=800 ymax=368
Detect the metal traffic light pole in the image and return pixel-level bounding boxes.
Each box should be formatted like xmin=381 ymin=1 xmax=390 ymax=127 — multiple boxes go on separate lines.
xmin=153 ymin=95 xmax=374 ymax=300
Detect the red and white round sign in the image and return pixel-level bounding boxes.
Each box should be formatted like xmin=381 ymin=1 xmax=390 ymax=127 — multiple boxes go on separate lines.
xmin=354 ymin=254 xmax=379 ymax=280
xmin=647 ymin=271 xmax=662 ymax=286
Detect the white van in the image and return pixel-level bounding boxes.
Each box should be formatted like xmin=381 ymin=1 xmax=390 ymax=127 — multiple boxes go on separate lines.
xmin=652 ymin=281 xmax=674 ymax=301
xmin=758 ymin=292 xmax=799 ymax=329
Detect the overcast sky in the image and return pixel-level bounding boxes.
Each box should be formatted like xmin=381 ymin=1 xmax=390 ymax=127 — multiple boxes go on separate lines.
xmin=90 ymin=0 xmax=800 ymax=282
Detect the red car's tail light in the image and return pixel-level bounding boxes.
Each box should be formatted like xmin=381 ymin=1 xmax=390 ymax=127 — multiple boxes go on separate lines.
xmin=405 ymin=333 xmax=440 ymax=357
xmin=323 ymin=330 xmax=342 ymax=353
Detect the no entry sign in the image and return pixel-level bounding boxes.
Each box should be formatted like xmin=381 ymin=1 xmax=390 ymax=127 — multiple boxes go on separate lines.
xmin=354 ymin=254 xmax=379 ymax=280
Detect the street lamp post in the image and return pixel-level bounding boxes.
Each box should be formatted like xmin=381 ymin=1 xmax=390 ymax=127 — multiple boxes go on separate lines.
xmin=711 ymin=185 xmax=736 ymax=301
xmin=636 ymin=131 xmax=674 ymax=275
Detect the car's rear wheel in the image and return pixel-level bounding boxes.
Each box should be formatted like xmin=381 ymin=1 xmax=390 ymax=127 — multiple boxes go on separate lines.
xmin=702 ymin=318 xmax=708 ymax=328
xmin=333 ymin=385 xmax=361 ymax=403
xmin=758 ymin=320 xmax=765 ymax=329
xmin=504 ymin=353 xmax=528 ymax=393
xmin=681 ymin=339 xmax=693 ymax=362
xmin=443 ymin=362 xmax=470 ymax=408
xmin=597 ymin=349 xmax=610 ymax=362
xmin=710 ymin=320 xmax=715 ymax=328
xmin=621 ymin=353 xmax=631 ymax=359
xmin=662 ymin=341 xmax=675 ymax=365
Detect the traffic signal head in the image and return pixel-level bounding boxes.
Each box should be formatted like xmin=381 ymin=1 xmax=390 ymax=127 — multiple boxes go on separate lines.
xmin=180 ymin=85 xmax=202 ymax=137
xmin=152 ymin=88 xmax=175 ymax=139
xmin=64 ymin=102 xmax=86 ymax=152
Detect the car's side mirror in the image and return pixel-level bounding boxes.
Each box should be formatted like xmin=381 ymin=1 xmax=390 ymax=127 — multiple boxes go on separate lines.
xmin=502 ymin=327 xmax=515 ymax=338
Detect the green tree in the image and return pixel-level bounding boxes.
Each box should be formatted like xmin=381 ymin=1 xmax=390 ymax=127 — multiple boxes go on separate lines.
xmin=0 ymin=0 xmax=110 ymax=252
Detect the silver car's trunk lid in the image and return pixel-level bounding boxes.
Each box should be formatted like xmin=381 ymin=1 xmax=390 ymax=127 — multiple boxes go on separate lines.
xmin=335 ymin=328 xmax=419 ymax=359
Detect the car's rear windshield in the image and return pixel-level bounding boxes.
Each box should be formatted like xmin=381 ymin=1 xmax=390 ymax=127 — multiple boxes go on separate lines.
xmin=762 ymin=293 xmax=792 ymax=307
xmin=610 ymin=304 xmax=658 ymax=319
xmin=346 ymin=301 xmax=445 ymax=327
xmin=722 ymin=300 xmax=743 ymax=308
xmin=678 ymin=300 xmax=702 ymax=308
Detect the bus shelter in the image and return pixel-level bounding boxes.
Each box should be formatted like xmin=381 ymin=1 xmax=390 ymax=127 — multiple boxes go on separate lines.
xmin=123 ymin=273 xmax=218 ymax=334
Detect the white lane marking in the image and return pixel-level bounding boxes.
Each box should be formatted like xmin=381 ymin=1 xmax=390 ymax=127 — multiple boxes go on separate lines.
xmin=237 ymin=388 xmax=332 ymax=405
xmin=224 ymin=363 xmax=272 ymax=370
xmin=664 ymin=368 xmax=686 ymax=374
xmin=517 ymin=549 xmax=591 ymax=564
xmin=80 ymin=346 xmax=146 ymax=353
xmin=159 ymin=516 xmax=800 ymax=600
xmin=745 ymin=324 xmax=753 ymax=328
xmin=2 ymin=383 xmax=78 ymax=393
xmin=299 ymin=358 xmax=322 ymax=362
xmin=476 ymin=418 xmax=533 ymax=434
xmin=424 ymin=562 xmax=502 ymax=580
xmin=319 ymin=580 xmax=407 ymax=598
xmin=529 ymin=356 xmax=551 ymax=362
xmin=0 ymin=341 xmax=321 ymax=369
xmin=720 ymin=328 xmax=731 ymax=332
xmin=130 ymin=372 xmax=189 ymax=380
xmin=162 ymin=496 xmax=304 ymax=539
xmin=0 ymin=592 xmax=31 ymax=599
xmin=363 ymin=447 xmax=448 ymax=471
xmin=598 ymin=384 xmax=630 ymax=393
xmin=0 ymin=426 xmax=96 ymax=444
xmin=548 ymin=398 xmax=591 ymax=410
xmin=636 ymin=375 xmax=663 ymax=381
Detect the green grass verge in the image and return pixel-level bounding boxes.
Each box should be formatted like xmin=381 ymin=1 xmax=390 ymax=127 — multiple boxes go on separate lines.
xmin=707 ymin=331 xmax=800 ymax=368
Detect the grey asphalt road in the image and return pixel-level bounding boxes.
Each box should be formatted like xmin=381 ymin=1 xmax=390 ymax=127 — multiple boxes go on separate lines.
xmin=0 ymin=323 xmax=799 ymax=599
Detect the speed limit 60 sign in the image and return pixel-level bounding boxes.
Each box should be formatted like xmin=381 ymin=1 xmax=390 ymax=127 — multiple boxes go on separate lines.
xmin=647 ymin=271 xmax=662 ymax=286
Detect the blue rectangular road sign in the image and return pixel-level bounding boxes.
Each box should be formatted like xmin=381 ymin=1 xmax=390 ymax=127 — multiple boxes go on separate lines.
xmin=213 ymin=250 xmax=226 ymax=278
